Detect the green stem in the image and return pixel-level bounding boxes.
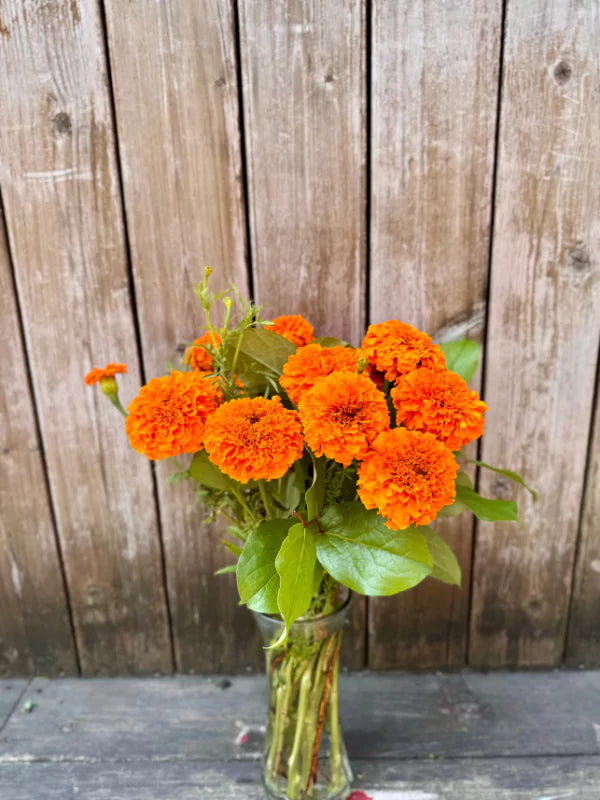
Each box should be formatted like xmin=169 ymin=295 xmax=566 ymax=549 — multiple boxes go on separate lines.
xmin=287 ymin=658 xmax=315 ymax=799
xmin=266 ymin=658 xmax=293 ymax=778
xmin=328 ymin=655 xmax=344 ymax=794
xmin=258 ymin=479 xmax=275 ymax=519
xmin=109 ymin=394 xmax=127 ymax=417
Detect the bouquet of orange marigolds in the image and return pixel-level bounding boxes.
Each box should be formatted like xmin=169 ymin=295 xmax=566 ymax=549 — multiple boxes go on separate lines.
xmin=86 ymin=268 xmax=530 ymax=800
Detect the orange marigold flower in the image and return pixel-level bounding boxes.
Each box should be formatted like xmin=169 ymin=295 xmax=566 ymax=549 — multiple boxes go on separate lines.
xmin=184 ymin=330 xmax=222 ymax=372
xmin=391 ymin=368 xmax=488 ymax=450
xmin=298 ymin=372 xmax=390 ymax=467
xmin=84 ymin=362 xmax=127 ymax=386
xmin=203 ymin=396 xmax=303 ymax=484
xmin=279 ymin=343 xmax=361 ymax=404
xmin=360 ymin=320 xmax=445 ymax=382
xmin=125 ymin=371 xmax=220 ymax=460
xmin=357 ymin=428 xmax=457 ymax=530
xmin=270 ymin=314 xmax=314 ymax=347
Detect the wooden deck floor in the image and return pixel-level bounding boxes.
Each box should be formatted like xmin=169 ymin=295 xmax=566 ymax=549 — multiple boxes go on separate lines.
xmin=1 ymin=671 xmax=599 ymax=799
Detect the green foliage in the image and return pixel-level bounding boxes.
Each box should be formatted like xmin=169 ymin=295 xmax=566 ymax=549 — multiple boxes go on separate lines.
xmin=455 ymin=484 xmax=519 ymax=522
xmin=224 ymin=327 xmax=296 ymax=382
xmin=421 ymin=528 xmax=461 ymax=586
xmin=306 ymin=454 xmax=326 ymax=520
xmin=316 ymin=502 xmax=432 ymax=595
xmin=312 ymin=336 xmax=350 ymax=348
xmin=464 ymin=459 xmax=537 ymax=500
xmin=273 ymin=522 xmax=317 ymax=646
xmin=214 ymin=564 xmax=237 ymax=575
xmin=189 ymin=451 xmax=237 ymax=491
xmin=439 ymin=339 xmax=479 ymax=382
xmin=236 ymin=518 xmax=294 ymax=613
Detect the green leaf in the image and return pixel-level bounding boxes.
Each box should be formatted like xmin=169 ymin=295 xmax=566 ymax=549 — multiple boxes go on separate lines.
xmin=313 ymin=336 xmax=350 ymax=348
xmin=236 ymin=518 xmax=294 ymax=613
xmin=274 ymin=523 xmax=317 ymax=644
xmin=436 ymin=499 xmax=469 ymax=518
xmin=456 ymin=470 xmax=474 ymax=489
xmin=438 ymin=339 xmax=479 ymax=383
xmin=275 ymin=461 xmax=306 ymax=513
xmin=306 ymin=455 xmax=326 ymax=521
xmin=455 ymin=484 xmax=519 ymax=522
xmin=189 ymin=451 xmax=236 ymax=491
xmin=220 ymin=539 xmax=242 ymax=557
xmin=312 ymin=561 xmax=324 ymax=595
xmin=316 ymin=502 xmax=432 ymax=596
xmin=226 ymin=327 xmax=296 ymax=377
xmin=214 ymin=564 xmax=237 ymax=575
xmin=421 ymin=528 xmax=461 ymax=586
xmin=464 ymin=459 xmax=537 ymax=501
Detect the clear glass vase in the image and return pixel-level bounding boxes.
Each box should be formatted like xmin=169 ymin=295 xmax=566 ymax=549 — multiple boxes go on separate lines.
xmin=252 ymin=596 xmax=353 ymax=800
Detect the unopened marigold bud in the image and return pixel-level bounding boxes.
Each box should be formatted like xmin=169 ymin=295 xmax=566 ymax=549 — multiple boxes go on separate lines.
xmin=356 ymin=356 xmax=369 ymax=374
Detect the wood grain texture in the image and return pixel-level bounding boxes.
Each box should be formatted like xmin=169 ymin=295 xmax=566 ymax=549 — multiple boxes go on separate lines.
xmin=102 ymin=0 xmax=256 ymax=672
xmin=368 ymin=0 xmax=501 ymax=668
xmin=0 ymin=0 xmax=171 ymax=675
xmin=470 ymin=1 xmax=600 ymax=667
xmin=566 ymin=368 xmax=600 ymax=667
xmin=238 ymin=0 xmax=367 ymax=669
xmin=3 ymin=757 xmax=600 ymax=800
xmin=0 ymin=206 xmax=77 ymax=677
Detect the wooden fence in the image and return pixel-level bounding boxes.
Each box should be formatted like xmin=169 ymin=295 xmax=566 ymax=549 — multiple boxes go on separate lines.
xmin=0 ymin=0 xmax=598 ymax=676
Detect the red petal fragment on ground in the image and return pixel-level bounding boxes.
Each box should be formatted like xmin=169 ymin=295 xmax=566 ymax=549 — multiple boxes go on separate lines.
xmin=347 ymin=793 xmax=373 ymax=800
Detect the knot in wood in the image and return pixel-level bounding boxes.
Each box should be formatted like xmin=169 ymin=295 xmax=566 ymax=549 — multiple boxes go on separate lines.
xmin=567 ymin=244 xmax=591 ymax=273
xmin=553 ymin=60 xmax=572 ymax=85
xmin=52 ymin=111 xmax=72 ymax=138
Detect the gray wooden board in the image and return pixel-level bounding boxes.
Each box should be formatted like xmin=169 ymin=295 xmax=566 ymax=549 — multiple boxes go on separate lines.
xmin=0 ymin=682 xmax=28 ymax=732
xmin=1 ymin=673 xmax=599 ymax=763
xmin=1 ymin=757 xmax=600 ymax=800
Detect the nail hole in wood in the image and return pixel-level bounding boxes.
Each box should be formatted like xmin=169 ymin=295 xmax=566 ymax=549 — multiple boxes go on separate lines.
xmin=567 ymin=244 xmax=591 ymax=272
xmin=52 ymin=111 xmax=72 ymax=137
xmin=553 ymin=60 xmax=572 ymax=85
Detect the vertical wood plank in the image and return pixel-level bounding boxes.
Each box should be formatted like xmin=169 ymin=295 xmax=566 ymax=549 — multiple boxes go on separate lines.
xmin=368 ymin=0 xmax=501 ymax=668
xmin=238 ymin=0 xmax=367 ymax=667
xmin=470 ymin=1 xmax=600 ymax=667
xmin=566 ymin=370 xmax=600 ymax=667
xmin=102 ymin=0 xmax=255 ymax=671
xmin=0 ymin=0 xmax=171 ymax=674
xmin=0 ymin=202 xmax=77 ymax=676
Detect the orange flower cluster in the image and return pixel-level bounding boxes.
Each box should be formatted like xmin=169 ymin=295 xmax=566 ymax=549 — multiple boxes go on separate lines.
xmin=125 ymin=371 xmax=220 ymax=460
xmin=279 ymin=343 xmax=361 ymax=404
xmin=270 ymin=314 xmax=314 ymax=347
xmin=357 ymin=428 xmax=457 ymax=529
xmin=184 ymin=330 xmax=222 ymax=372
xmin=392 ymin=368 xmax=488 ymax=451
xmin=203 ymin=396 xmax=304 ymax=483
xmin=84 ymin=363 xmax=127 ymax=385
xmin=361 ymin=320 xmax=445 ymax=382
xmin=298 ymin=372 xmax=389 ymax=467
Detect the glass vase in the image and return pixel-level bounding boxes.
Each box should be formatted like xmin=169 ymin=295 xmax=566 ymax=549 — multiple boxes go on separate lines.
xmin=252 ymin=596 xmax=353 ymax=800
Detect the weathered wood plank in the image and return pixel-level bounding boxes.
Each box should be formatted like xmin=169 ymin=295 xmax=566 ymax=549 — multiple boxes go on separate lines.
xmin=102 ymin=0 xmax=256 ymax=672
xmin=3 ymin=672 xmax=599 ymax=762
xmin=238 ymin=0 xmax=367 ymax=668
xmin=3 ymin=757 xmax=600 ymax=800
xmin=368 ymin=0 xmax=501 ymax=668
xmin=0 ymin=0 xmax=171 ymax=674
xmin=469 ymin=1 xmax=600 ymax=667
xmin=0 ymin=204 xmax=77 ymax=677
xmin=566 ymin=368 xmax=600 ymax=667
xmin=0 ymin=681 xmax=28 ymax=730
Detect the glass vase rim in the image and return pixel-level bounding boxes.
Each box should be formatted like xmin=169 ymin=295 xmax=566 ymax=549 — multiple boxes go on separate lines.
xmin=251 ymin=590 xmax=352 ymax=628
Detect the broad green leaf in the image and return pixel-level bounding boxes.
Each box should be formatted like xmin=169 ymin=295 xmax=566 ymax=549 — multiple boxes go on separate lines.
xmin=189 ymin=451 xmax=236 ymax=491
xmin=436 ymin=499 xmax=469 ymax=518
xmin=225 ymin=327 xmax=296 ymax=377
xmin=421 ymin=528 xmax=461 ymax=586
xmin=274 ymin=523 xmax=317 ymax=644
xmin=439 ymin=339 xmax=479 ymax=383
xmin=214 ymin=564 xmax=237 ymax=575
xmin=455 ymin=484 xmax=519 ymax=522
xmin=312 ymin=561 xmax=324 ymax=595
xmin=317 ymin=502 xmax=432 ymax=596
xmin=236 ymin=518 xmax=294 ymax=613
xmin=456 ymin=470 xmax=474 ymax=489
xmin=306 ymin=454 xmax=326 ymax=521
xmin=465 ymin=459 xmax=537 ymax=501
xmin=275 ymin=461 xmax=306 ymax=512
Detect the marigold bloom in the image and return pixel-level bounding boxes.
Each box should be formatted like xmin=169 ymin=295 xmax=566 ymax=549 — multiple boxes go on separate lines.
xmin=361 ymin=320 xmax=445 ymax=382
xmin=84 ymin=363 xmax=127 ymax=386
xmin=270 ymin=314 xmax=314 ymax=347
xmin=203 ymin=396 xmax=304 ymax=484
xmin=391 ymin=368 xmax=488 ymax=450
xmin=125 ymin=371 xmax=220 ymax=460
xmin=298 ymin=372 xmax=390 ymax=467
xmin=357 ymin=428 xmax=457 ymax=530
xmin=184 ymin=330 xmax=222 ymax=372
xmin=279 ymin=343 xmax=361 ymax=404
